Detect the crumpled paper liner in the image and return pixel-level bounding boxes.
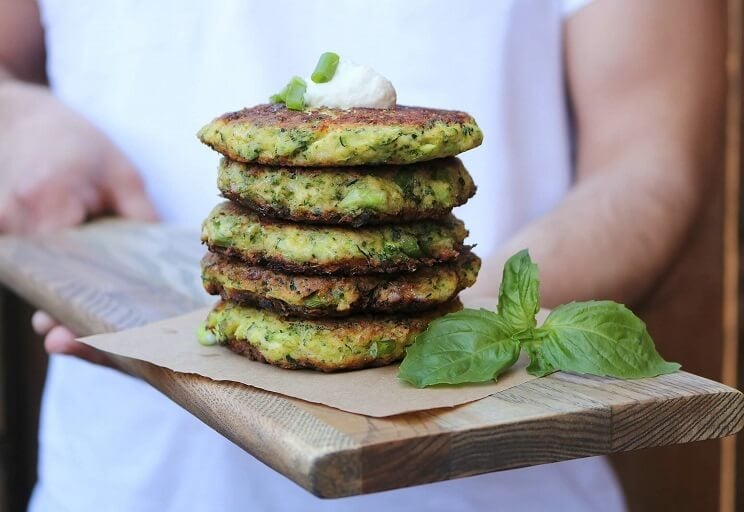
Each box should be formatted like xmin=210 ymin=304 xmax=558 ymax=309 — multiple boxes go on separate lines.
xmin=79 ymin=297 xmax=537 ymax=417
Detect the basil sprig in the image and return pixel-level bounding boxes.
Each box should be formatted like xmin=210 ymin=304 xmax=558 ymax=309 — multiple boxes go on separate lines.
xmin=399 ymin=250 xmax=680 ymax=388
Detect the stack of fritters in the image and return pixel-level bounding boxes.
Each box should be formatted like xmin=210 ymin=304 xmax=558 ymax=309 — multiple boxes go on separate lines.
xmin=197 ymin=103 xmax=483 ymax=371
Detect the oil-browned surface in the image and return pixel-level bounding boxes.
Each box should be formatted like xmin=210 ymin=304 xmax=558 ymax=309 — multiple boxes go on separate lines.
xmin=225 ymin=337 xmax=401 ymax=372
xmin=197 ymin=104 xmax=483 ymax=166
xmin=206 ymin=244 xmax=465 ymax=275
xmin=218 ymin=104 xmax=478 ymax=130
xmin=201 ymin=202 xmax=469 ymax=275
xmin=201 ymin=251 xmax=480 ymax=317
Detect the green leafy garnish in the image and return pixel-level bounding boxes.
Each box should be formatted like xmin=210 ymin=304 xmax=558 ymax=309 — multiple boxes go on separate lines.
xmin=311 ymin=52 xmax=340 ymax=83
xmin=269 ymin=52 xmax=339 ymax=110
xmin=398 ymin=250 xmax=680 ymax=388
xmin=497 ymin=249 xmax=540 ymax=333
xmin=269 ymin=84 xmax=289 ymax=105
xmin=270 ymin=76 xmax=307 ymax=111
xmin=399 ymin=309 xmax=520 ymax=387
xmin=539 ymin=301 xmax=681 ymax=378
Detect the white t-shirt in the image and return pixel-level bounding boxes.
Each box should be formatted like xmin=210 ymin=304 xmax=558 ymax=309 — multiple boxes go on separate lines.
xmin=30 ymin=0 xmax=627 ymax=511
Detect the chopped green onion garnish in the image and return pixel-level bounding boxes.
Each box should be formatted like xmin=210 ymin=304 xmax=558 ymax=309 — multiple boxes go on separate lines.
xmin=285 ymin=76 xmax=306 ymax=111
xmin=288 ymin=76 xmax=306 ymax=88
xmin=311 ymin=52 xmax=340 ymax=83
xmin=269 ymin=82 xmax=289 ymax=104
xmin=270 ymin=76 xmax=307 ymax=110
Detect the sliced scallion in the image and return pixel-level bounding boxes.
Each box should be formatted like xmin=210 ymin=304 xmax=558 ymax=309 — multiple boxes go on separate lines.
xmin=269 ymin=82 xmax=289 ymax=104
xmin=311 ymin=52 xmax=340 ymax=83
xmin=284 ymin=76 xmax=307 ymax=111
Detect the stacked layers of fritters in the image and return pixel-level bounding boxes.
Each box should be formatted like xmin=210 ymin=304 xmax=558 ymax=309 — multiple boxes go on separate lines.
xmin=197 ymin=103 xmax=482 ymax=371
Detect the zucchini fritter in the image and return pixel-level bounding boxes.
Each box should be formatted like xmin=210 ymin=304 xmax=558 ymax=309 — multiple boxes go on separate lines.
xmin=217 ymin=157 xmax=475 ymax=226
xmin=199 ymin=299 xmax=462 ymax=371
xmin=197 ymin=104 xmax=483 ymax=166
xmin=201 ymin=251 xmax=480 ymax=317
xmin=201 ymin=202 xmax=469 ymax=274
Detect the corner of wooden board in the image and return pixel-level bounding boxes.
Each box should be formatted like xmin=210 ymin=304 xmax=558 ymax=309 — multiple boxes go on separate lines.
xmin=305 ymin=448 xmax=363 ymax=499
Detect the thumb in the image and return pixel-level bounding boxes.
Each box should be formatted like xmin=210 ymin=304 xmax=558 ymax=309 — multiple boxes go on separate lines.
xmin=104 ymin=160 xmax=159 ymax=222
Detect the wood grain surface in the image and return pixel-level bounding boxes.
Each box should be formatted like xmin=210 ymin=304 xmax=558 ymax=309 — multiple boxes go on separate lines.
xmin=0 ymin=221 xmax=742 ymax=498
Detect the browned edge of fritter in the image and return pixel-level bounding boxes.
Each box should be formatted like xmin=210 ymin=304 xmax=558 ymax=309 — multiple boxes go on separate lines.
xmin=204 ymin=243 xmax=468 ymax=276
xmin=225 ymin=338 xmax=403 ymax=372
xmin=218 ymin=104 xmax=476 ymax=130
xmin=213 ymin=200 xmax=466 ymax=229
xmin=219 ymin=189 xmax=476 ymax=227
xmin=199 ymin=104 xmax=479 ymax=166
xmin=201 ymin=251 xmax=479 ymax=318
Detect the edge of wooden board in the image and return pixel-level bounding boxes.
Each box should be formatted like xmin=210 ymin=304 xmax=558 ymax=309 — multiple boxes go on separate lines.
xmin=115 ymin=354 xmax=744 ymax=498
xmin=2 ymin=232 xmax=743 ymax=499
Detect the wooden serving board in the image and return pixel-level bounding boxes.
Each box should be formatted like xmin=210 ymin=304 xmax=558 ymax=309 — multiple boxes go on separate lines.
xmin=0 ymin=221 xmax=742 ymax=498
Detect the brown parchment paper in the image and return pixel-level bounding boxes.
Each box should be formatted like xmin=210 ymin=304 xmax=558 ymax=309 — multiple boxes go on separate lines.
xmin=78 ymin=297 xmax=538 ymax=417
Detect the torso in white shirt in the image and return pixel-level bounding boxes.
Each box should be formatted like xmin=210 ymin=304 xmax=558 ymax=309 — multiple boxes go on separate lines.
xmin=31 ymin=1 xmax=626 ymax=510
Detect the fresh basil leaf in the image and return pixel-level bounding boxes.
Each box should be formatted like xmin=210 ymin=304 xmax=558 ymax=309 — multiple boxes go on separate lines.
xmin=537 ymin=301 xmax=681 ymax=378
xmin=522 ymin=340 xmax=557 ymax=377
xmin=399 ymin=308 xmax=520 ymax=388
xmin=497 ymin=249 xmax=540 ymax=334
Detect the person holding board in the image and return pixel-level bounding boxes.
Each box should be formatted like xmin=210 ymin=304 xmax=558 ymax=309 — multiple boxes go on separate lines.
xmin=0 ymin=1 xmax=724 ymax=510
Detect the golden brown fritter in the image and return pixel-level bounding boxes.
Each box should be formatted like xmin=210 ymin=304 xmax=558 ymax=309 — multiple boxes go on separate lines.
xmin=200 ymin=299 xmax=462 ymax=371
xmin=197 ymin=104 xmax=483 ymax=166
xmin=201 ymin=202 xmax=469 ymax=275
xmin=217 ymin=157 xmax=475 ymax=226
xmin=201 ymin=251 xmax=480 ymax=317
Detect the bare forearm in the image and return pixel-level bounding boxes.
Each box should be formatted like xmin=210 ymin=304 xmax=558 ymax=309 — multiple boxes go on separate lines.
xmin=467 ymin=0 xmax=726 ymax=309
xmin=472 ymin=146 xmax=711 ymax=307
xmin=0 ymin=0 xmax=46 ymax=84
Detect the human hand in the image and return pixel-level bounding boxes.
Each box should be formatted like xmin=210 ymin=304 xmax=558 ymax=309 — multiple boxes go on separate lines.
xmin=0 ymin=80 xmax=158 ymax=233
xmin=31 ymin=311 xmax=116 ymax=368
xmin=0 ymin=80 xmax=157 ymax=366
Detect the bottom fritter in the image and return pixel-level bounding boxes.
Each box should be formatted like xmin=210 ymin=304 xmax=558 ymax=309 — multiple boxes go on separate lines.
xmin=199 ymin=299 xmax=461 ymax=372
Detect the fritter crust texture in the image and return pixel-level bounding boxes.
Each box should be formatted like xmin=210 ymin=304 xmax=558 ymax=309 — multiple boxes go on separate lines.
xmin=217 ymin=157 xmax=475 ymax=226
xmin=201 ymin=251 xmax=480 ymax=317
xmin=201 ymin=202 xmax=469 ymax=275
xmin=201 ymin=299 xmax=462 ymax=371
xmin=197 ymin=104 xmax=483 ymax=166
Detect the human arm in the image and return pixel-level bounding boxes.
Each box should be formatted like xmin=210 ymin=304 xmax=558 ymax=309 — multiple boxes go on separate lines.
xmin=0 ymin=0 xmax=158 ymax=363
xmin=0 ymin=0 xmax=158 ymax=233
xmin=468 ymin=0 xmax=726 ymax=308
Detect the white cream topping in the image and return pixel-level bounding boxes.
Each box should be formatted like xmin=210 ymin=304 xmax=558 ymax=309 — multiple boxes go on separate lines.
xmin=304 ymin=58 xmax=396 ymax=109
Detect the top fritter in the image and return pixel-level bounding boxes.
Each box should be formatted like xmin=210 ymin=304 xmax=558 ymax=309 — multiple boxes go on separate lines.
xmin=197 ymin=104 xmax=483 ymax=167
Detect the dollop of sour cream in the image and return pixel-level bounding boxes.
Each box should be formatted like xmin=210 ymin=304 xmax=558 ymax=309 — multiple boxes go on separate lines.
xmin=304 ymin=58 xmax=397 ymax=110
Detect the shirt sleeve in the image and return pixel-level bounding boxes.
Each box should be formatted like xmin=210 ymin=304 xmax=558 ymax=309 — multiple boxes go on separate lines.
xmin=562 ymin=0 xmax=595 ymax=17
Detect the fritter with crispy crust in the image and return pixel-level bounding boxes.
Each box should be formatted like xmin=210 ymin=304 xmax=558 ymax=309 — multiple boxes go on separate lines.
xmin=197 ymin=104 xmax=483 ymax=166
xmin=201 ymin=202 xmax=468 ymax=275
xmin=201 ymin=251 xmax=480 ymax=317
xmin=199 ymin=299 xmax=461 ymax=371
xmin=217 ymin=157 xmax=475 ymax=226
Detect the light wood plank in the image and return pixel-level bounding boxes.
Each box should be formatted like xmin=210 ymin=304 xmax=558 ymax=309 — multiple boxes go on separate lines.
xmin=0 ymin=222 xmax=741 ymax=498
